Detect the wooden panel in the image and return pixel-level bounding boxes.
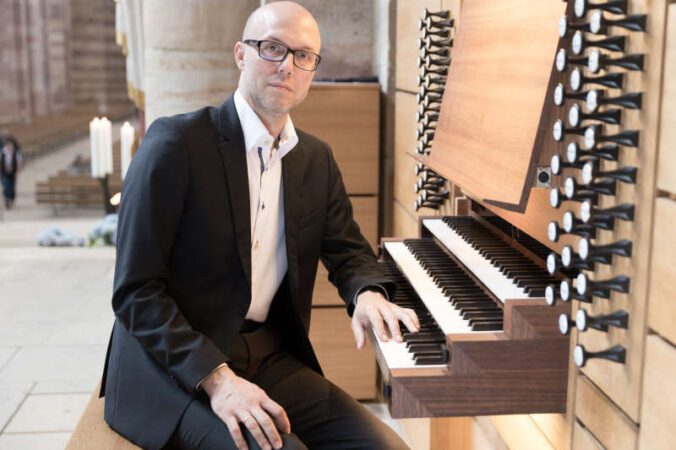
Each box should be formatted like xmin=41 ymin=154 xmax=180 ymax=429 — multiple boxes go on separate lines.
xmin=577 ymin=0 xmax=669 ymax=421
xmin=292 ymin=83 xmax=379 ymax=194
xmin=638 ymin=335 xmax=676 ymax=449
xmin=398 ymin=418 xmax=432 ymax=450
xmin=648 ymin=198 xmax=676 ymax=344
xmin=473 ymin=417 xmax=509 ymax=450
xmin=395 ymin=0 xmax=443 ymax=92
xmin=312 ymin=196 xmax=378 ymax=306
xmin=430 ymin=417 xmax=472 ymax=450
xmin=308 ymin=307 xmax=376 ymax=399
xmin=656 ymin=5 xmax=676 ymax=193
xmin=393 ymin=200 xmax=419 ymax=239
xmin=572 ymin=422 xmax=604 ymax=450
xmin=428 ymin=0 xmax=565 ymax=206
xmin=489 ymin=415 xmax=555 ymax=450
xmin=530 ymin=413 xmax=571 ymax=450
xmin=574 ymin=376 xmax=637 ymax=450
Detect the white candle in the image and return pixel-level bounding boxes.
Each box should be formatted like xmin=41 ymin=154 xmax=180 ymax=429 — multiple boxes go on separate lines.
xmin=100 ymin=117 xmax=113 ymax=176
xmin=90 ymin=117 xmax=101 ymax=178
xmin=120 ymin=122 xmax=134 ymax=180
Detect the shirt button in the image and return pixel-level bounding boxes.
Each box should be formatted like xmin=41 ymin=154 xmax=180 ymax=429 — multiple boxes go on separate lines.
xmin=255 ymin=241 xmax=260 ymax=249
xmin=261 ymin=203 xmax=265 ymax=210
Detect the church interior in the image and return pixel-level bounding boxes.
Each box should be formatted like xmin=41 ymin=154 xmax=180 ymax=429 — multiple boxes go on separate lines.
xmin=0 ymin=0 xmax=674 ymax=448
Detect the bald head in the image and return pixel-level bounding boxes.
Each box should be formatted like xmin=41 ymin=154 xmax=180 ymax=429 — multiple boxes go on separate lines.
xmin=242 ymin=2 xmax=321 ymax=53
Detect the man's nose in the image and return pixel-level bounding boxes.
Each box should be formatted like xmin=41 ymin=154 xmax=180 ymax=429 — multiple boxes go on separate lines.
xmin=277 ymin=51 xmax=295 ymax=73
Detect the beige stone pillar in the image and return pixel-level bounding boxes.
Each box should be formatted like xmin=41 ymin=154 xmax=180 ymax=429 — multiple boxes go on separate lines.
xmin=143 ymin=0 xmax=258 ymax=128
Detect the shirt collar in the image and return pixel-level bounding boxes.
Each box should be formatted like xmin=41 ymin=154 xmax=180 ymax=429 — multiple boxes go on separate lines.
xmin=233 ymin=89 xmax=298 ymax=159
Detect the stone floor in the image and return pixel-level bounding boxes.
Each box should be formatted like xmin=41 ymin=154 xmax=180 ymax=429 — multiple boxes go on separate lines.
xmin=0 ymin=123 xmax=403 ymax=449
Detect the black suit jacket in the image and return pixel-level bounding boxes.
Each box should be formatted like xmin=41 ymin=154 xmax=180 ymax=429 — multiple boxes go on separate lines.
xmin=101 ymin=95 xmax=394 ymax=449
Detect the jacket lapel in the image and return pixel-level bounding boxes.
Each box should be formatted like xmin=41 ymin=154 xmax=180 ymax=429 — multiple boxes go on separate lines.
xmin=215 ymin=96 xmax=252 ymax=286
xmin=282 ymin=143 xmax=303 ymax=307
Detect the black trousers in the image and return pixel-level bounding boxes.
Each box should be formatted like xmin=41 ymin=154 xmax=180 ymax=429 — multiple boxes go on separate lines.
xmin=166 ymin=320 xmax=409 ymax=450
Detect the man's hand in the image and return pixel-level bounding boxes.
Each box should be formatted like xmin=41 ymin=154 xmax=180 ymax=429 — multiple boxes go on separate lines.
xmin=202 ymin=365 xmax=290 ymax=450
xmin=351 ymin=290 xmax=420 ymax=349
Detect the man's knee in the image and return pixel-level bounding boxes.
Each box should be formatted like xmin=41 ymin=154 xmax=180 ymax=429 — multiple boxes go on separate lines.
xmin=280 ymin=433 xmax=308 ymax=450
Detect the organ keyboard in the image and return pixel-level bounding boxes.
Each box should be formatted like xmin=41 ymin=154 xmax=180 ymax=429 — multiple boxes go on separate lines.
xmin=370 ymin=213 xmax=572 ymax=417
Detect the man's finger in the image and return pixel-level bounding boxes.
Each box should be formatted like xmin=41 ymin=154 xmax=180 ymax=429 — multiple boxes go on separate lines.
xmin=380 ymin=305 xmax=403 ymax=343
xmin=225 ymin=417 xmax=248 ymax=450
xmin=262 ymin=399 xmax=290 ymax=435
xmin=351 ymin=318 xmax=365 ymax=349
xmin=239 ymin=412 xmax=271 ymax=450
xmin=251 ymin=407 xmax=282 ymax=449
xmin=368 ymin=308 xmax=389 ymax=342
xmin=408 ymin=307 xmax=421 ymax=328
xmin=397 ymin=307 xmax=420 ymax=334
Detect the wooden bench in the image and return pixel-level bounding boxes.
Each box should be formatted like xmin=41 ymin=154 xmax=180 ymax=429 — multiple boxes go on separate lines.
xmin=36 ymin=172 xmax=124 ymax=207
xmin=66 ymin=383 xmax=140 ymax=450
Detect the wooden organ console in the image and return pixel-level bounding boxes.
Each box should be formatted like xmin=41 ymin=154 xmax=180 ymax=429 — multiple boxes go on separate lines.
xmin=379 ymin=0 xmax=676 ymax=448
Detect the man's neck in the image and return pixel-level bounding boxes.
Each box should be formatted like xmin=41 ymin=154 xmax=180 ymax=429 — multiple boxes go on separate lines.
xmin=239 ymin=90 xmax=287 ymax=140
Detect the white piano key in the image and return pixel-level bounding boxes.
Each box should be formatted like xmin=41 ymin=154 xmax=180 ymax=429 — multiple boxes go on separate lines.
xmin=423 ymin=219 xmax=531 ymax=303
xmin=384 ymin=241 xmax=474 ymax=335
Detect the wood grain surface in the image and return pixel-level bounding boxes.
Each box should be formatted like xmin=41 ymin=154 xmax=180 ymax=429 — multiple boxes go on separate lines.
xmin=428 ymin=0 xmax=564 ymax=207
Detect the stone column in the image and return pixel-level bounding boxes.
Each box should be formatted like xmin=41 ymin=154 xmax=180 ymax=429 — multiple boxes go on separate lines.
xmin=143 ymin=0 xmax=258 ymax=128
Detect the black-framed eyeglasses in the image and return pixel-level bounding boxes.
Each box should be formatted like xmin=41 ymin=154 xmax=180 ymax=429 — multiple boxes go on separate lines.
xmin=243 ymin=39 xmax=321 ymax=72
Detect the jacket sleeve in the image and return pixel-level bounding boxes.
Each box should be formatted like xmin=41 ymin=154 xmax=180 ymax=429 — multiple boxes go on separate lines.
xmin=112 ymin=118 xmax=227 ymax=393
xmin=319 ymin=144 xmax=395 ymax=316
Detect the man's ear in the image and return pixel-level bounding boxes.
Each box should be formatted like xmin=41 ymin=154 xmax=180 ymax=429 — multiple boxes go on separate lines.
xmin=234 ymin=42 xmax=246 ymax=71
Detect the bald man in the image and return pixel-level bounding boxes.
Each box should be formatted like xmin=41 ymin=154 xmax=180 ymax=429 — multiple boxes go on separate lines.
xmin=101 ymin=2 xmax=414 ymax=449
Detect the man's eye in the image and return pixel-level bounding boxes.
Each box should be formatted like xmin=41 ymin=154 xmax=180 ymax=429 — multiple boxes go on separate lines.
xmin=298 ymin=52 xmax=309 ymax=61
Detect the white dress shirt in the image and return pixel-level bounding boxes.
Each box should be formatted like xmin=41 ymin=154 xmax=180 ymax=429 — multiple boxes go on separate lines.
xmin=233 ymin=90 xmax=299 ymax=322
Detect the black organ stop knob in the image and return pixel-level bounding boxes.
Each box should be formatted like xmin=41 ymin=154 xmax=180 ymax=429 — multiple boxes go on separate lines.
xmin=551 ymin=154 xmax=583 ymax=176
xmin=556 ymin=49 xmax=588 ymax=72
xmin=576 ymin=272 xmax=631 ymax=298
xmin=567 ymin=141 xmax=620 ymax=163
xmin=588 ymin=49 xmax=645 ymax=73
xmin=419 ymin=84 xmax=445 ymax=97
xmin=580 ymin=199 xmax=635 ymax=223
xmin=576 ymin=308 xmax=629 ymax=332
xmin=417 ymin=74 xmax=446 ymax=87
xmin=564 ymin=209 xmax=614 ymax=234
xmin=421 ymin=46 xmax=450 ymax=59
xmin=560 ymin=278 xmax=594 ymax=303
xmin=415 ymin=178 xmax=444 ymax=193
xmin=584 ymin=125 xmax=639 ymax=149
xmin=589 ymin=10 xmax=647 ymax=34
xmin=565 ymin=176 xmax=617 ymax=198
xmin=561 ymin=245 xmax=596 ymax=271
xmin=548 ymin=217 xmax=595 ymax=242
xmin=421 ymin=189 xmax=449 ymax=202
xmin=553 ymin=119 xmax=586 ymax=141
xmin=421 ymin=27 xmax=451 ymax=39
xmin=419 ymin=102 xmax=440 ymax=115
xmin=559 ymin=313 xmax=576 ymax=335
xmin=570 ymin=68 xmax=624 ymax=91
xmin=574 ymin=344 xmax=626 ymax=367
xmin=568 ymin=104 xmax=622 ymax=128
xmin=424 ymin=17 xmax=455 ymax=30
xmin=414 ymin=163 xmax=437 ymax=176
xmin=581 ymin=160 xmax=638 ymax=185
xmin=546 ymin=253 xmax=562 ymax=276
xmin=423 ymin=8 xmax=450 ymax=20
xmin=414 ymin=198 xmax=442 ymax=211
xmin=586 ymin=89 xmax=642 ymax=113
xmin=578 ymin=237 xmax=633 ymax=263
xmin=571 ymin=30 xmax=626 ymax=55
xmin=554 ymin=83 xmax=588 ymax=106
xmin=424 ymin=37 xmax=454 ymax=49
xmin=546 ymin=284 xmax=559 ymax=306
xmin=574 ymin=0 xmax=628 ymax=18
xmin=416 ymin=111 xmax=439 ymax=125
xmin=420 ymin=64 xmax=448 ymax=77
xmin=558 ymin=15 xmax=591 ymax=37
xmin=550 ymin=186 xmax=598 ymax=209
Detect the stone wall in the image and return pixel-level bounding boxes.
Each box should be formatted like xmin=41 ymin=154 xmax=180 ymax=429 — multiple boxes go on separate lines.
xmin=0 ymin=0 xmax=129 ymax=124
